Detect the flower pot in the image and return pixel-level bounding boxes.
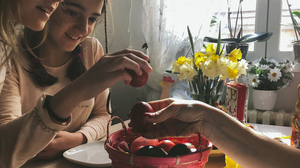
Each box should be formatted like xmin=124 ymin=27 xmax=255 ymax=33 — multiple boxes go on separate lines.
xmin=226 ymin=43 xmax=249 ymax=60
xmin=252 ymin=89 xmax=277 ymax=111
xmin=293 ymin=41 xmax=300 ymax=63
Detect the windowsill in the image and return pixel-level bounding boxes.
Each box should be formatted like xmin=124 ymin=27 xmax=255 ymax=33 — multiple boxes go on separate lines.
xmin=294 ymin=64 xmax=300 ymax=72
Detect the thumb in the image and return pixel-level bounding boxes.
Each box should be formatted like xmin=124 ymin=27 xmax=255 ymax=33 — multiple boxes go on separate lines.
xmin=144 ymin=105 xmax=175 ymax=123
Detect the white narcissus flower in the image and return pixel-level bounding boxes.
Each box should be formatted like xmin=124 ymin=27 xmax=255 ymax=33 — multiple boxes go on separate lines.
xmin=217 ymin=57 xmax=230 ymax=72
xmin=178 ymin=62 xmax=198 ymax=81
xmin=268 ymin=67 xmax=282 ymax=82
xmin=284 ymin=61 xmax=294 ymax=72
xmin=201 ymin=59 xmax=220 ymax=79
xmin=236 ymin=59 xmax=248 ymax=77
xmin=171 ymin=62 xmax=180 ymax=74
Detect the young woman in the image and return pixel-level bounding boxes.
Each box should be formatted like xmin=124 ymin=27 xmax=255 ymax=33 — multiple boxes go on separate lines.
xmin=0 ymin=0 xmax=63 ymax=93
xmin=0 ymin=0 xmax=152 ymax=167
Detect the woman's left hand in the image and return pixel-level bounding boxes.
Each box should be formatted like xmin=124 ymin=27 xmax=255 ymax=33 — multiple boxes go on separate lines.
xmin=34 ymin=131 xmax=86 ymax=160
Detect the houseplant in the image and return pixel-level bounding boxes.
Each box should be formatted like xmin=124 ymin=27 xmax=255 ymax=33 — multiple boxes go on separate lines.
xmin=203 ymin=0 xmax=273 ymax=59
xmin=168 ymin=25 xmax=247 ymax=107
xmin=241 ymin=57 xmax=294 ymax=110
xmin=286 ymin=0 xmax=300 ymax=63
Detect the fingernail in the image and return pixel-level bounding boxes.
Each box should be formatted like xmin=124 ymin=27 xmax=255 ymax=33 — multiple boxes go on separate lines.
xmin=143 ymin=112 xmax=153 ymax=119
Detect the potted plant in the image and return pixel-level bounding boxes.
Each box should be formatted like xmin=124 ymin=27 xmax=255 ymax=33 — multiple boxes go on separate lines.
xmin=204 ymin=0 xmax=273 ymax=60
xmin=286 ymin=0 xmax=300 ymax=63
xmin=241 ymin=57 xmax=294 ymax=110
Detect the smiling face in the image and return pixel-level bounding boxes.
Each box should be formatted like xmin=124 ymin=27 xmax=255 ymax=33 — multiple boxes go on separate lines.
xmin=14 ymin=0 xmax=62 ymax=31
xmin=46 ymin=0 xmax=104 ymax=52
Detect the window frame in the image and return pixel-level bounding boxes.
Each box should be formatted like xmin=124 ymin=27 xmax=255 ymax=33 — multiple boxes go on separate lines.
xmin=248 ymin=0 xmax=294 ymax=62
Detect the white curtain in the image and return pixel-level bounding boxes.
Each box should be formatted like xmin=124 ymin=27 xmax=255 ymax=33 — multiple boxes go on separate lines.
xmin=131 ymin=0 xmax=214 ymax=101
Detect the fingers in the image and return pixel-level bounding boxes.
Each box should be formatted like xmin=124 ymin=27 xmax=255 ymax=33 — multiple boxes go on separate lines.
xmin=110 ymin=49 xmax=149 ymax=61
xmin=147 ymin=98 xmax=174 ymax=111
xmin=142 ymin=119 xmax=195 ymax=139
xmin=143 ymin=99 xmax=175 ymax=124
xmin=102 ymin=49 xmax=152 ymax=74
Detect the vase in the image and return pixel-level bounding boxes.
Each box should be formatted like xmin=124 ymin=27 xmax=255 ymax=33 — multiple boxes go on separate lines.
xmin=293 ymin=41 xmax=300 ymax=64
xmin=252 ymin=89 xmax=277 ymax=111
xmin=191 ymin=80 xmax=226 ymax=107
xmin=226 ymin=43 xmax=249 ymax=60
xmin=192 ymin=93 xmax=214 ymax=106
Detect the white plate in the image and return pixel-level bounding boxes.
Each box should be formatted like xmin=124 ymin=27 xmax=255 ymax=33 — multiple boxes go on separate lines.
xmin=63 ymin=140 xmax=111 ymax=167
xmin=250 ymin=123 xmax=292 ymax=146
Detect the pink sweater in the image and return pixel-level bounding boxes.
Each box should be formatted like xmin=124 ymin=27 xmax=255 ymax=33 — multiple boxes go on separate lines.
xmin=0 ymin=37 xmax=111 ymax=168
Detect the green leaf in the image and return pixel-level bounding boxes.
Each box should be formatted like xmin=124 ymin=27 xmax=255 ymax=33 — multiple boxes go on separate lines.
xmin=287 ymin=1 xmax=300 ymax=40
xmin=239 ymin=32 xmax=273 ymax=43
xmin=216 ymin=23 xmax=221 ymax=56
xmin=203 ymin=32 xmax=273 ymax=43
xmin=165 ymin=70 xmax=179 ymax=74
xmin=187 ymin=26 xmax=195 ymax=55
xmin=203 ymin=37 xmax=238 ymax=43
xmin=293 ymin=11 xmax=300 ymax=19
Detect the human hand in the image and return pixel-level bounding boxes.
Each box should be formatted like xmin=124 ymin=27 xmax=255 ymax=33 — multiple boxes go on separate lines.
xmin=74 ymin=49 xmax=152 ymax=101
xmin=141 ymin=98 xmax=215 ymax=139
xmin=34 ymin=131 xmax=86 ymax=160
xmin=50 ymin=49 xmax=152 ymax=119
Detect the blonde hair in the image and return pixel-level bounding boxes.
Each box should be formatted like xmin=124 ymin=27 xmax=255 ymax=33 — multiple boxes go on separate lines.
xmin=0 ymin=0 xmax=18 ymax=66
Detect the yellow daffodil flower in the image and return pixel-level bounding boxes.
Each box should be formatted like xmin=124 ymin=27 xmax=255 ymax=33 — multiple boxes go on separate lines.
xmin=205 ymin=44 xmax=216 ymax=53
xmin=228 ymin=64 xmax=239 ymax=78
xmin=209 ymin=54 xmax=220 ymax=62
xmin=176 ymin=56 xmax=187 ymax=65
xmin=195 ymin=52 xmax=204 ymax=58
xmin=227 ymin=48 xmax=242 ymax=62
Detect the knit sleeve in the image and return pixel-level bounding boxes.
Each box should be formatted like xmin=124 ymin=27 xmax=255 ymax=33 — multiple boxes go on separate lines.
xmin=0 ymin=60 xmax=70 ymax=168
xmin=76 ymin=38 xmax=110 ymax=142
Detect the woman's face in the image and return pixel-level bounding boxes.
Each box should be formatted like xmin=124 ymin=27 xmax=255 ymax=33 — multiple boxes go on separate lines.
xmin=47 ymin=0 xmax=104 ymax=52
xmin=15 ymin=0 xmax=62 ymax=31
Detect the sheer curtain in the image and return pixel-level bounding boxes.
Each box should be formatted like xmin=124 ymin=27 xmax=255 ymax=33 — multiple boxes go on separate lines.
xmin=131 ymin=0 xmax=214 ymax=101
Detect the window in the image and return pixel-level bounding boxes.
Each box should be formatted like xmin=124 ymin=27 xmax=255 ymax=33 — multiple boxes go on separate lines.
xmin=258 ymin=0 xmax=297 ymax=62
xmin=206 ymin=0 xmax=297 ymax=62
xmin=280 ymin=0 xmax=300 ymax=51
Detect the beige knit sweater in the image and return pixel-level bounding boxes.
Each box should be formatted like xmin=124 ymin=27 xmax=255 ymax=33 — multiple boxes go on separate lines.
xmin=0 ymin=37 xmax=111 ymax=168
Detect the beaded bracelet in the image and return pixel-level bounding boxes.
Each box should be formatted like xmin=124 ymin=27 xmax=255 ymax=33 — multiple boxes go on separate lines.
xmin=44 ymin=95 xmax=70 ymax=122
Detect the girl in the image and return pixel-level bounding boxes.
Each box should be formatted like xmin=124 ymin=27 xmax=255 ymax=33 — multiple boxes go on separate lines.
xmin=0 ymin=0 xmax=152 ymax=167
xmin=0 ymin=0 xmax=62 ymax=93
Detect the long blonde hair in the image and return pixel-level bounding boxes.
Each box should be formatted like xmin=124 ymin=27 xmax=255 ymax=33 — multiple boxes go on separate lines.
xmin=0 ymin=0 xmax=18 ymax=66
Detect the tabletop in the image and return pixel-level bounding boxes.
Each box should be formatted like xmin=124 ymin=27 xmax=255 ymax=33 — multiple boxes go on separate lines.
xmin=21 ymin=122 xmax=291 ymax=168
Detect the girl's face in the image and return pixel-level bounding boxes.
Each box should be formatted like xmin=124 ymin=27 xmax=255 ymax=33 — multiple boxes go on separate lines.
xmin=47 ymin=0 xmax=104 ymax=52
xmin=15 ymin=0 xmax=62 ymax=31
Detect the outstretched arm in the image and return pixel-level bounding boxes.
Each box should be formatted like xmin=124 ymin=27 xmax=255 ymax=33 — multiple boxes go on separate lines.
xmin=142 ymin=98 xmax=300 ymax=168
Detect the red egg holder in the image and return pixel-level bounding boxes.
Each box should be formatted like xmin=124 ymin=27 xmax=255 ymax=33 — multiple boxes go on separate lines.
xmin=105 ymin=116 xmax=211 ymax=168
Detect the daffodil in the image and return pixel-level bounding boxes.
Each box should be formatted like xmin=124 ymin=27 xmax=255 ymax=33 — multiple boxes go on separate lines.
xmin=228 ymin=64 xmax=239 ymax=79
xmin=176 ymin=56 xmax=187 ymax=65
xmin=209 ymin=54 xmax=220 ymax=62
xmin=227 ymin=48 xmax=242 ymax=62
xmin=205 ymin=44 xmax=216 ymax=53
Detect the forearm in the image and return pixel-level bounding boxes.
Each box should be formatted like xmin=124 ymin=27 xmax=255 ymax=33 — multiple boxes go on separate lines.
xmin=203 ymin=107 xmax=300 ymax=168
xmin=50 ymin=78 xmax=87 ymax=119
